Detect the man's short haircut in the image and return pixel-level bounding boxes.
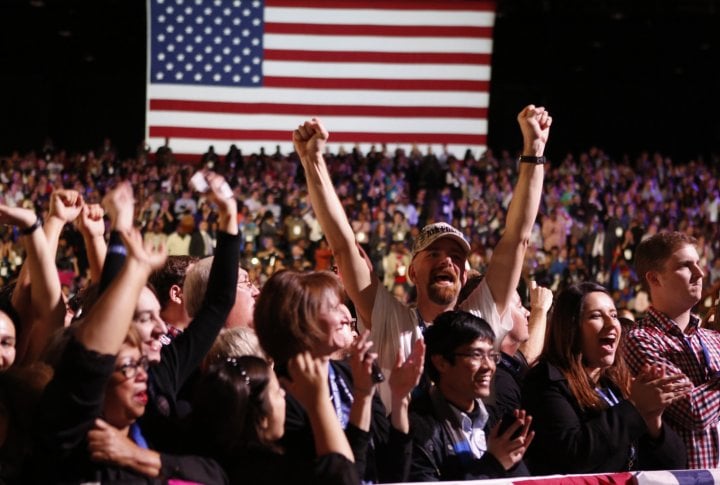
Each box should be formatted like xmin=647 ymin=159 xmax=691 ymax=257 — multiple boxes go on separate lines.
xmin=635 ymin=231 xmax=696 ymax=292
xmin=149 ymin=256 xmax=199 ymax=309
xmin=423 ymin=310 xmax=495 ymax=384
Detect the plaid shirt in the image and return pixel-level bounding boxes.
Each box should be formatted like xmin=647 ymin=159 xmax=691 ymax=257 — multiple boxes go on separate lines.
xmin=624 ymin=306 xmax=720 ymax=469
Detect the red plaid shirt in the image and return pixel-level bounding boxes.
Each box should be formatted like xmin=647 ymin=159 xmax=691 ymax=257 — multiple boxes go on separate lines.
xmin=624 ymin=306 xmax=720 ymax=469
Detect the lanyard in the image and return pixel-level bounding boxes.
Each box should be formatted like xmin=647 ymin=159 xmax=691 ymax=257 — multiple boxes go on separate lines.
xmin=682 ymin=331 xmax=717 ymax=380
xmin=596 ymin=386 xmax=620 ymax=407
xmin=596 ymin=385 xmax=636 ymax=469
xmin=129 ymin=422 xmax=149 ymax=449
xmin=328 ymin=363 xmax=353 ymax=429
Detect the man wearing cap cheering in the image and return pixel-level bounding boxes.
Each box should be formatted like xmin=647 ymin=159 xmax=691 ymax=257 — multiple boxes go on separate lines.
xmin=293 ymin=105 xmax=551 ymax=406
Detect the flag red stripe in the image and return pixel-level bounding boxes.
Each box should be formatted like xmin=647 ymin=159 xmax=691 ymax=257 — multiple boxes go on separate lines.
xmin=264 ymin=49 xmax=490 ymax=65
xmin=264 ymin=22 xmax=491 ymax=38
xmin=150 ymin=99 xmax=487 ymax=118
xmin=149 ymin=126 xmax=486 ymax=144
xmin=266 ymin=0 xmax=495 ymax=11
xmin=263 ymin=77 xmax=489 ymax=91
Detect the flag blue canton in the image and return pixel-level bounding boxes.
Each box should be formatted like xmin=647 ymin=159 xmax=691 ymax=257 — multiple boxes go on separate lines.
xmin=150 ymin=0 xmax=264 ymax=87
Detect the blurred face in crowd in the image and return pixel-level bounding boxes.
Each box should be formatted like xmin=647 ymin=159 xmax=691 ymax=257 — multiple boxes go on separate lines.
xmin=410 ymin=238 xmax=467 ymax=308
xmin=315 ymin=289 xmax=354 ymax=356
xmin=133 ymin=287 xmax=168 ymax=363
xmin=104 ymin=343 xmax=149 ymax=429
xmin=579 ymin=292 xmax=621 ymax=381
xmin=259 ymin=371 xmax=286 ymax=442
xmin=0 ymin=312 xmax=16 ymax=371
xmin=502 ymin=292 xmax=531 ymax=355
xmin=226 ymin=268 xmax=260 ymax=328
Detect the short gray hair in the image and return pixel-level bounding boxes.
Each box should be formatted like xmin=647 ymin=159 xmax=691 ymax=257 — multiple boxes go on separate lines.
xmin=183 ymin=256 xmax=214 ymax=318
xmin=203 ymin=327 xmax=266 ymax=369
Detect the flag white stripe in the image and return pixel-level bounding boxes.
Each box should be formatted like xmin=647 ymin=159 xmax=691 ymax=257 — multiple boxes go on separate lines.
xmin=148 ymin=111 xmax=487 ymax=134
xmin=263 ymin=60 xmax=491 ymax=80
xmin=265 ymin=7 xmax=495 ymax=27
xmin=264 ymin=34 xmax=492 ymax=54
xmin=148 ymin=84 xmax=489 ymax=107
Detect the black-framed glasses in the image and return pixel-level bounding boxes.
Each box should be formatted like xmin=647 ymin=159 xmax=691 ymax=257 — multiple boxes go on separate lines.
xmin=116 ymin=356 xmax=150 ymax=379
xmin=453 ymin=349 xmax=501 ymax=365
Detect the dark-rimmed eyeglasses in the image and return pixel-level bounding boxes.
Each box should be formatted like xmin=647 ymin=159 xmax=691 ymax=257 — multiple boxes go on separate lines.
xmin=116 ymin=356 xmax=150 ymax=379
xmin=453 ymin=349 xmax=501 ymax=365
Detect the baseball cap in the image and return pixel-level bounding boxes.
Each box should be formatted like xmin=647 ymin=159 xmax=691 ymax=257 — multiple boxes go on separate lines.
xmin=411 ymin=222 xmax=470 ymax=259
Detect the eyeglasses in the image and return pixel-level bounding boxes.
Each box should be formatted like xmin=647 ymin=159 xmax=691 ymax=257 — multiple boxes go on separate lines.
xmin=237 ymin=279 xmax=256 ymax=290
xmin=453 ymin=349 xmax=501 ymax=365
xmin=116 ymin=356 xmax=150 ymax=379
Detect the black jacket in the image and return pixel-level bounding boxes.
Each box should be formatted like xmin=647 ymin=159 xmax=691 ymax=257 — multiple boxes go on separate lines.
xmin=521 ymin=359 xmax=687 ymax=475
xmin=408 ymin=386 xmax=529 ymax=482
xmin=279 ymin=359 xmax=392 ymax=483
xmin=141 ymin=231 xmax=239 ymax=450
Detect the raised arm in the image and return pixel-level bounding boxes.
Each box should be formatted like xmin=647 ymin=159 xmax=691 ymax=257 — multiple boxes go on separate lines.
xmin=483 ymin=105 xmax=551 ymax=317
xmin=98 ymin=182 xmax=135 ymax=294
xmin=389 ymin=338 xmax=425 ymax=434
xmin=75 ymin=228 xmax=167 ymax=355
xmin=76 ymin=203 xmax=107 ymax=283
xmin=294 ymin=120 xmax=378 ymax=328
xmin=151 ymin=172 xmax=239 ymax=389
xmin=2 ymin=201 xmax=67 ymax=364
xmin=520 ymin=281 xmax=553 ymax=364
xmin=284 ymin=352 xmax=355 ymax=462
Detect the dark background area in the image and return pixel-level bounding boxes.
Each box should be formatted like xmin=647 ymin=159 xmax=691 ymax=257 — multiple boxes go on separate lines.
xmin=1 ymin=0 xmax=719 ymax=162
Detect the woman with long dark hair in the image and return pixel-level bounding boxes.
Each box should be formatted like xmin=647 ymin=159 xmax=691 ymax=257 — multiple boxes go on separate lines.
xmin=190 ymin=352 xmax=359 ymax=485
xmin=522 ymin=282 xmax=689 ymax=474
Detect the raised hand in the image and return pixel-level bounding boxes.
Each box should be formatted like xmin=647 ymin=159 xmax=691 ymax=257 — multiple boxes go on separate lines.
xmin=630 ymin=364 xmax=691 ymax=437
xmin=529 ymin=280 xmax=553 ymax=314
xmin=49 ymin=189 xmax=84 ymax=224
xmin=389 ymin=337 xmax=425 ymax=401
xmin=293 ymin=118 xmax=329 ymax=160
xmin=348 ymin=330 xmax=377 ymax=398
xmin=76 ymin=203 xmax=106 ymax=238
xmin=119 ymin=227 xmax=167 ymax=275
xmin=631 ymin=364 xmax=692 ymax=414
xmin=103 ymin=181 xmax=135 ymax=232
xmin=487 ymin=409 xmax=535 ymax=470
xmin=517 ymin=105 xmax=552 ymax=156
xmin=283 ymin=351 xmax=331 ymax=410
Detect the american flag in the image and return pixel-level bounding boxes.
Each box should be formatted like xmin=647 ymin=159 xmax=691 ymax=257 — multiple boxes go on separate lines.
xmin=146 ymin=0 xmax=495 ymax=161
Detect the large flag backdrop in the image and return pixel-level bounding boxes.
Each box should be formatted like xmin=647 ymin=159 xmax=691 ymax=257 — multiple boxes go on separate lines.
xmin=146 ymin=0 xmax=495 ymax=161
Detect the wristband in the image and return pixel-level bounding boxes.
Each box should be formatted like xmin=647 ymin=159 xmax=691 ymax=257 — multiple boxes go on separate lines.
xmin=20 ymin=217 xmax=42 ymax=236
xmin=518 ymin=156 xmax=546 ymax=165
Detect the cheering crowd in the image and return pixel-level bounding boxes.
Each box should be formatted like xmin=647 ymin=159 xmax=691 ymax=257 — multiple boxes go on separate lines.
xmin=0 ymin=105 xmax=719 ymax=483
